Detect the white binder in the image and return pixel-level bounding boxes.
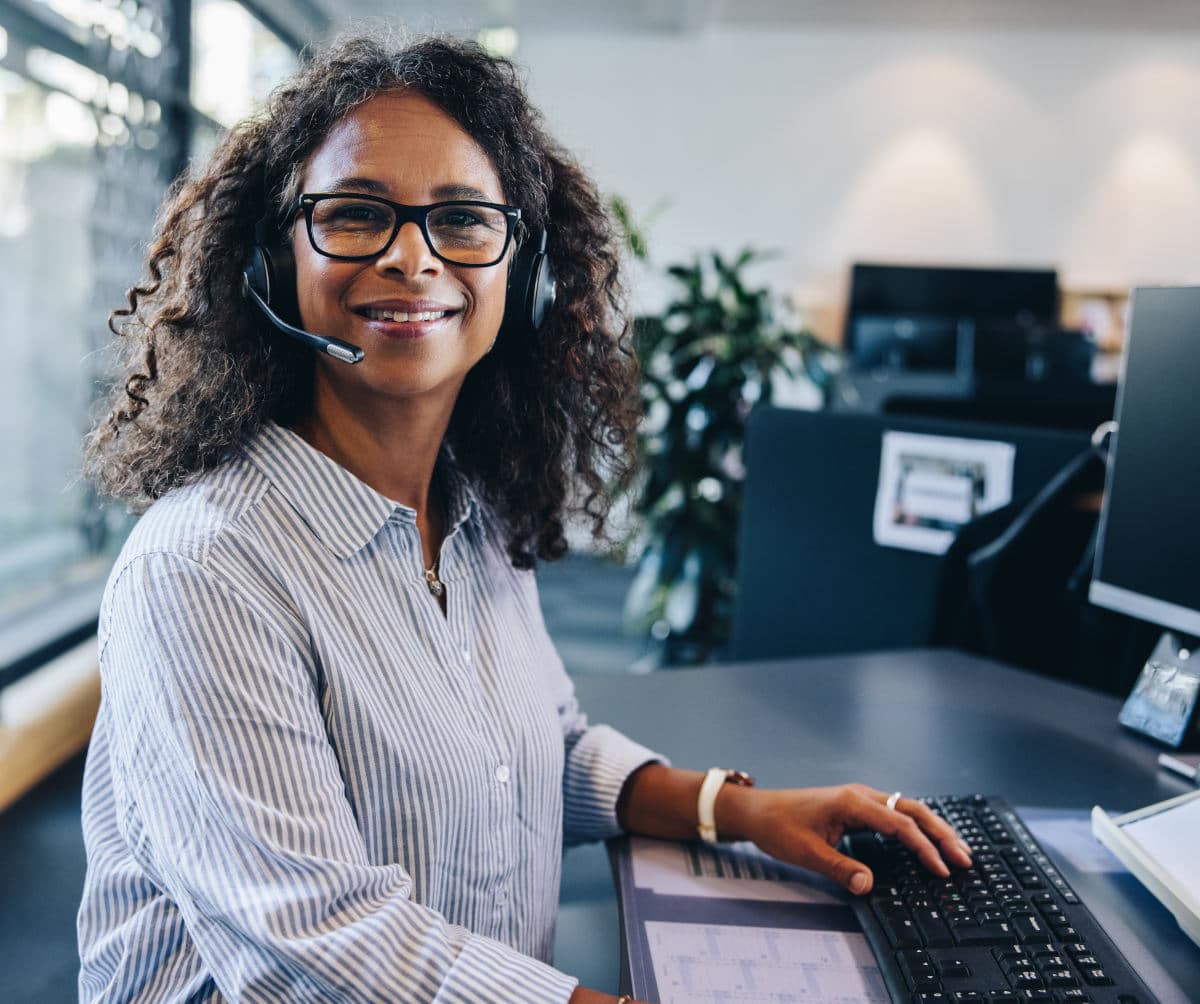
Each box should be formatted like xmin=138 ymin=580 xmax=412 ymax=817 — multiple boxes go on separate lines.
xmin=1092 ymin=788 xmax=1200 ymax=950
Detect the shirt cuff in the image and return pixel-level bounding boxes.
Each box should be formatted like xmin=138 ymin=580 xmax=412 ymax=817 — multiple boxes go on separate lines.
xmin=562 ymin=724 xmax=670 ymax=845
xmin=438 ymin=932 xmax=578 ymax=1003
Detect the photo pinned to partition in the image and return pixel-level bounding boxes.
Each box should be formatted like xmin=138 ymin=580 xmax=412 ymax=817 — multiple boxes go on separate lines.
xmin=873 ymin=431 xmax=1015 ymax=555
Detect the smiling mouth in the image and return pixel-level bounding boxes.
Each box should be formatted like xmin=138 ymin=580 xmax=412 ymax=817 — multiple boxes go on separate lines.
xmin=356 ymin=307 xmax=460 ymax=323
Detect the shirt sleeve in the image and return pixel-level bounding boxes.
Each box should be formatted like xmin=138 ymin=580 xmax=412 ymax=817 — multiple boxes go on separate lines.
xmin=557 ymin=683 xmax=669 ymax=846
xmin=100 ymin=551 xmax=579 ymax=1004
xmin=528 ymin=582 xmax=669 ymax=846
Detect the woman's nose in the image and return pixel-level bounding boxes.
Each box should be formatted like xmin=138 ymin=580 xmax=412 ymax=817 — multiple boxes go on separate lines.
xmin=374 ymin=221 xmax=442 ymax=277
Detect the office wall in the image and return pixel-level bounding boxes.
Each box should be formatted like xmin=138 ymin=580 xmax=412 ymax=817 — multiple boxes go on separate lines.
xmin=516 ymin=26 xmax=1200 ymax=331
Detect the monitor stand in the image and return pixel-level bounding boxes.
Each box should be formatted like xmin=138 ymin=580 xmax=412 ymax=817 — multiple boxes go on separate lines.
xmin=1118 ymin=631 xmax=1200 ymax=749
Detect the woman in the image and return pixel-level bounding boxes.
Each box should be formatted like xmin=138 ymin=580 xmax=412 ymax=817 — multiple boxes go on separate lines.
xmin=79 ymin=35 xmax=970 ymax=1003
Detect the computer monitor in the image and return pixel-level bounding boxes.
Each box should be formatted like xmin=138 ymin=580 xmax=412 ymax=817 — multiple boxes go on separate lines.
xmin=1090 ymin=285 xmax=1200 ymax=746
xmin=844 ymin=262 xmax=1059 ymax=361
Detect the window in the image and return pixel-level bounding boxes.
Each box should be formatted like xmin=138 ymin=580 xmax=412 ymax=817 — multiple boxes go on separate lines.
xmin=0 ymin=62 xmax=138 ymax=679
xmin=0 ymin=0 xmax=301 ymax=686
xmin=191 ymin=0 xmax=297 ymax=130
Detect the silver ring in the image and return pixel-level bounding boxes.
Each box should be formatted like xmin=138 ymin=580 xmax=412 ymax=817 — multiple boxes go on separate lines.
xmin=886 ymin=791 xmax=902 ymax=811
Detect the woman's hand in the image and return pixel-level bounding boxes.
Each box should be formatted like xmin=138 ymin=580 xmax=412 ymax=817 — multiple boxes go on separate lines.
xmin=719 ymin=782 xmax=974 ymax=895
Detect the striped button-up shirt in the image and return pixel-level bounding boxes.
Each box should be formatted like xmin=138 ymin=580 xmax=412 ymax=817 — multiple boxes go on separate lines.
xmin=78 ymin=420 xmax=662 ymax=1002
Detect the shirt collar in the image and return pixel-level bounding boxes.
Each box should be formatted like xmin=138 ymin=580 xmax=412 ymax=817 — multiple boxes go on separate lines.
xmin=242 ymin=421 xmax=483 ymax=560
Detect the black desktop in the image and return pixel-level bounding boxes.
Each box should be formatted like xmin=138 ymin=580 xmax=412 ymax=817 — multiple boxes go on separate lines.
xmin=1090 ymin=285 xmax=1200 ymax=748
xmin=845 ymin=262 xmax=1060 ymax=339
xmin=843 ymin=261 xmax=1060 ymax=376
xmin=837 ymin=262 xmax=1115 ymax=431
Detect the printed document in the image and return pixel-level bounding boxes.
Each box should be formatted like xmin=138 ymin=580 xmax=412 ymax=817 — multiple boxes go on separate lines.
xmin=645 ymin=921 xmax=887 ymax=1004
xmin=630 ymin=836 xmax=845 ymax=904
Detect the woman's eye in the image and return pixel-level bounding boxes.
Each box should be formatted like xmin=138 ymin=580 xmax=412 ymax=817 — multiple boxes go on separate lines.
xmin=438 ymin=211 xmax=484 ymax=228
xmin=333 ymin=205 xmax=386 ymax=223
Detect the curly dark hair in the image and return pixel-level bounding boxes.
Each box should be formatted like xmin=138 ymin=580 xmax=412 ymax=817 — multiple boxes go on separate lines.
xmin=84 ymin=33 xmax=640 ymax=569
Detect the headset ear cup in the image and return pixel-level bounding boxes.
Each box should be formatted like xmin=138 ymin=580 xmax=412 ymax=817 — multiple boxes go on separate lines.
xmin=530 ymin=252 xmax=557 ymax=332
xmin=242 ymin=246 xmax=272 ymax=303
xmin=502 ymin=227 xmax=556 ymax=341
xmin=242 ymin=241 xmax=301 ymax=329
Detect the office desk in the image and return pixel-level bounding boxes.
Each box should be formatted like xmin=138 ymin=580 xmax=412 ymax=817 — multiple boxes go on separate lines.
xmin=557 ymin=649 xmax=1200 ymax=1000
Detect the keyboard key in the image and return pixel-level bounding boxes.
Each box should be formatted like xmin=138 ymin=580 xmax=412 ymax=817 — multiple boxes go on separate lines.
xmin=1011 ymin=914 xmax=1050 ymax=942
xmin=880 ymin=912 xmax=922 ymax=949
xmin=1042 ymin=970 xmax=1077 ymax=988
xmin=1033 ymin=953 xmax=1066 ymax=968
xmin=913 ymin=910 xmax=955 ymax=947
xmin=902 ymin=959 xmax=939 ymax=981
xmin=873 ymin=897 xmax=909 ymax=919
xmin=953 ymin=993 xmax=984 ymax=1002
xmin=1008 ymin=970 xmax=1043 ymax=991
xmin=900 ymin=957 xmax=939 ymax=980
xmin=913 ymin=993 xmax=949 ymax=1003
xmin=911 ymin=975 xmax=944 ymax=992
xmin=1055 ymin=992 xmax=1091 ymax=1003
xmin=999 ymin=957 xmax=1033 ymax=978
xmin=956 ymin=922 xmax=1013 ymax=946
xmin=1080 ymin=968 xmax=1113 ymax=987
xmin=987 ymin=993 xmax=1019 ymax=1004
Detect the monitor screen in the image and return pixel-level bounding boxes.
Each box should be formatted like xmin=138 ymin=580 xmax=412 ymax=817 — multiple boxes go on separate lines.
xmin=845 ymin=263 xmax=1059 ymax=333
xmin=1090 ymin=286 xmax=1200 ymax=638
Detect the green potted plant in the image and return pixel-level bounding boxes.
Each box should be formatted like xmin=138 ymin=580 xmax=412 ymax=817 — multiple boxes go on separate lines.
xmin=612 ymin=198 xmax=835 ymax=667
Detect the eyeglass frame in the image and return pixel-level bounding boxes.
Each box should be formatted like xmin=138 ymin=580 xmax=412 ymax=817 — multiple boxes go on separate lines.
xmin=295 ymin=192 xmax=523 ymax=268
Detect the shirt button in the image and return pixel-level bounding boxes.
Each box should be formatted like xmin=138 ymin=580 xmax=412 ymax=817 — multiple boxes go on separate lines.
xmin=494 ymin=763 xmax=510 ymax=783
xmin=462 ymin=647 xmax=471 ymax=662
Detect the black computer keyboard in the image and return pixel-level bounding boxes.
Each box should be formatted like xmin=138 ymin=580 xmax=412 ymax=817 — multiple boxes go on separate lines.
xmin=843 ymin=794 xmax=1157 ymax=1004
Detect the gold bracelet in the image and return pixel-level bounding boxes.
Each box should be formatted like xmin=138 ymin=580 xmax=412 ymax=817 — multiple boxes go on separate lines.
xmin=616 ymin=996 xmax=633 ymax=1004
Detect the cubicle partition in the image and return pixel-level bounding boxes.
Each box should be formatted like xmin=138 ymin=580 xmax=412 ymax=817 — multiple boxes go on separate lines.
xmin=731 ymin=407 xmax=1090 ymax=662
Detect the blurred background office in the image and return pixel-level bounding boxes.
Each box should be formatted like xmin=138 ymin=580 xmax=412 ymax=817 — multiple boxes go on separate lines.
xmin=3 ymin=1 xmax=1200 ymax=1000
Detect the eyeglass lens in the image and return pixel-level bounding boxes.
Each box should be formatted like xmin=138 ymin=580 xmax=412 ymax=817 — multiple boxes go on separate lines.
xmin=309 ymin=197 xmax=510 ymax=265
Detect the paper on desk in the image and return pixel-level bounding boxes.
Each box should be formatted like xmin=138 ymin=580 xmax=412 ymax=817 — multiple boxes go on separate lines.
xmin=645 ymin=921 xmax=887 ymax=1004
xmin=630 ymin=836 xmax=845 ymax=904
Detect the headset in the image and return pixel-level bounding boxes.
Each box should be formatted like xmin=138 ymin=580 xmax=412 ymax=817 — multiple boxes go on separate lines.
xmin=241 ymin=217 xmax=558 ymax=365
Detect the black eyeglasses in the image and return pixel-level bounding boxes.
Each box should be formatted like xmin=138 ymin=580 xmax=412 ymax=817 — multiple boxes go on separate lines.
xmin=296 ymin=193 xmax=522 ymax=267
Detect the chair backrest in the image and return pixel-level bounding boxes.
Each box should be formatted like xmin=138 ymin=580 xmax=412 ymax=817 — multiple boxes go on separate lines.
xmin=730 ymin=406 xmax=1090 ymax=662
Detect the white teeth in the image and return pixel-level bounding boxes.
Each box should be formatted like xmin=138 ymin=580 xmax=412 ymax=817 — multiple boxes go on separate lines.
xmin=363 ymin=308 xmax=451 ymax=322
